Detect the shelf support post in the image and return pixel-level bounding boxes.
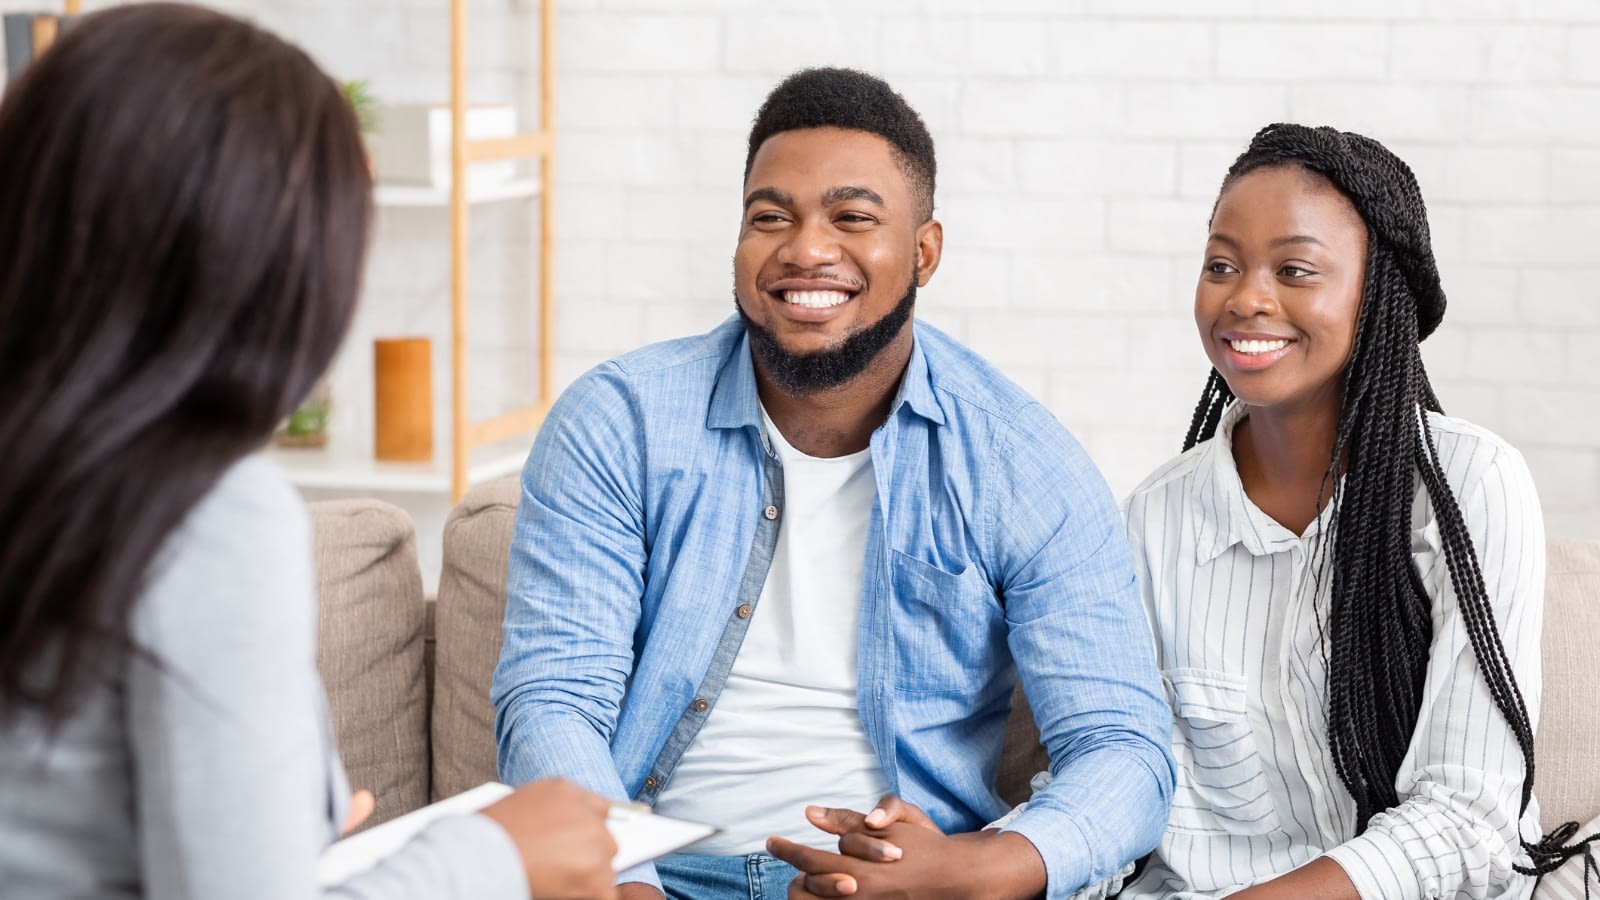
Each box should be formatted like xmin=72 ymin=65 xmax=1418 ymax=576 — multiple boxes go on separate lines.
xmin=449 ymin=0 xmax=471 ymax=502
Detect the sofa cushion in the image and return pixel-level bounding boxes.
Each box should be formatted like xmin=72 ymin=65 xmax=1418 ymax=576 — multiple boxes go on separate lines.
xmin=1536 ymin=539 xmax=1600 ymax=830
xmin=431 ymin=476 xmax=521 ymax=801
xmin=309 ymin=498 xmax=430 ymax=829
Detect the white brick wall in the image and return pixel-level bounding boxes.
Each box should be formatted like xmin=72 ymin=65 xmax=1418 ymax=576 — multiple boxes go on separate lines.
xmin=5 ymin=0 xmax=1597 ymax=544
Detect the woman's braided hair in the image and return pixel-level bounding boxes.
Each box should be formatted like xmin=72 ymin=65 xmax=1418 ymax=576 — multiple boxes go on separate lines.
xmin=1184 ymin=123 xmax=1591 ymax=877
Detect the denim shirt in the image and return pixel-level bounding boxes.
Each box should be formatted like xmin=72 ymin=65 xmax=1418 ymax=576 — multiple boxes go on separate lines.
xmin=492 ymin=316 xmax=1174 ymax=899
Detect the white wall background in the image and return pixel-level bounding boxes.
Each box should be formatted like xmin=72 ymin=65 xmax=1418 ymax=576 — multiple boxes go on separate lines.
xmin=7 ymin=0 xmax=1598 ymax=562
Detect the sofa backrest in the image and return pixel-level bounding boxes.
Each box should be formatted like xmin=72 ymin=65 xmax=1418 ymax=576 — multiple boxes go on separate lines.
xmin=308 ymin=498 xmax=430 ymax=830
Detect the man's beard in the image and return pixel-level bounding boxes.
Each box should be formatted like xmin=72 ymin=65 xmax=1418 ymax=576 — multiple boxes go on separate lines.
xmin=736 ymin=276 xmax=917 ymax=396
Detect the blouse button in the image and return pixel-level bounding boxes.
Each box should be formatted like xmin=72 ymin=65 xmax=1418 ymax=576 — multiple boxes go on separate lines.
xmin=764 ymin=505 xmax=779 ymax=520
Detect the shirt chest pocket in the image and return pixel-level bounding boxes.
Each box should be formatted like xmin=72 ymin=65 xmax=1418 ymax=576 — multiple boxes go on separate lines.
xmin=1163 ymin=668 xmax=1279 ymax=836
xmin=889 ymin=550 xmax=1004 ymax=693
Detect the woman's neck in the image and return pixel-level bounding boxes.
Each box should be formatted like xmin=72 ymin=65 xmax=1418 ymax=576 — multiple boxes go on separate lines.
xmin=1232 ymin=400 xmax=1345 ymax=536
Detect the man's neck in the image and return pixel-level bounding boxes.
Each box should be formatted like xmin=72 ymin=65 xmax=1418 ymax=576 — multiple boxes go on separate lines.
xmin=755 ymin=330 xmax=912 ymax=458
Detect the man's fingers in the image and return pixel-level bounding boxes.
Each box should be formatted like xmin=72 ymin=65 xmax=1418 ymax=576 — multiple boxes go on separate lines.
xmin=767 ymin=836 xmax=856 ymax=875
xmin=788 ymin=876 xmax=825 ymax=900
xmin=802 ymin=873 xmax=859 ymax=896
xmin=837 ymin=832 xmax=903 ymax=862
xmin=864 ymin=794 xmax=939 ymax=832
xmin=803 ymin=804 xmax=871 ymax=836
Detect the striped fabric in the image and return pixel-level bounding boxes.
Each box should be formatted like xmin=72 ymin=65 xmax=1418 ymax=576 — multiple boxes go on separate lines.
xmin=1119 ymin=401 xmax=1545 ymax=900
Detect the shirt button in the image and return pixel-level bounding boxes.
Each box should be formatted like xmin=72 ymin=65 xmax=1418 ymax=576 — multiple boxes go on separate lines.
xmin=763 ymin=505 xmax=779 ymax=520
xmin=692 ymin=698 xmax=709 ymax=713
xmin=644 ymin=775 xmax=658 ymax=791
xmin=736 ymin=603 xmax=753 ymax=619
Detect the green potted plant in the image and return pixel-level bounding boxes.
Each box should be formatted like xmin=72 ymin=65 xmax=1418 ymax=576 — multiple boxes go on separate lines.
xmin=340 ymin=78 xmax=380 ymax=137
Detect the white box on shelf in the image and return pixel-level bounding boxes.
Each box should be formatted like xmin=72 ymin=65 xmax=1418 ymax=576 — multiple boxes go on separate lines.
xmin=367 ymin=103 xmax=518 ymax=189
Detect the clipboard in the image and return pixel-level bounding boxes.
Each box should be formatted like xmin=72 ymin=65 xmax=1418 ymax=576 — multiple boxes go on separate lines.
xmin=317 ymin=782 xmax=719 ymax=886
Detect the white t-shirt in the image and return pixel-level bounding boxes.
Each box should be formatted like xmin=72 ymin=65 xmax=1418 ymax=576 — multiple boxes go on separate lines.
xmin=651 ymin=409 xmax=890 ymax=853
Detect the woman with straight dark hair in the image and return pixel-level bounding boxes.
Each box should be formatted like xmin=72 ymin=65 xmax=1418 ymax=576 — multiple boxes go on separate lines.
xmin=0 ymin=5 xmax=617 ymax=898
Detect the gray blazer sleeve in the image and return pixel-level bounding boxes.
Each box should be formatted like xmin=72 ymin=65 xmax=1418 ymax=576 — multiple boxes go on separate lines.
xmin=126 ymin=457 xmax=528 ymax=900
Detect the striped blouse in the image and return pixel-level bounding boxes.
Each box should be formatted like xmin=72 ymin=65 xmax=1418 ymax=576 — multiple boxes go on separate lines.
xmin=1117 ymin=401 xmax=1544 ymax=900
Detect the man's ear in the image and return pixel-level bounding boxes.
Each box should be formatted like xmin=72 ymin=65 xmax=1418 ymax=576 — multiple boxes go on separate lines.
xmin=914 ymin=219 xmax=943 ymax=287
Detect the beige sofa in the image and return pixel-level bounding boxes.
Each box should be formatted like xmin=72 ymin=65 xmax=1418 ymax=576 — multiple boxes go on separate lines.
xmin=309 ymin=478 xmax=1600 ymax=838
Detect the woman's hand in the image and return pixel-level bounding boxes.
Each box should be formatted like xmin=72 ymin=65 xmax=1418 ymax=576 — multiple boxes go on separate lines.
xmin=481 ymin=778 xmax=619 ymax=900
xmin=339 ymin=789 xmax=375 ymax=836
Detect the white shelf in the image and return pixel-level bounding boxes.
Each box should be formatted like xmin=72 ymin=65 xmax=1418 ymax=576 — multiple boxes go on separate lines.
xmin=264 ymin=438 xmax=529 ymax=494
xmin=374 ymin=177 xmax=541 ymax=208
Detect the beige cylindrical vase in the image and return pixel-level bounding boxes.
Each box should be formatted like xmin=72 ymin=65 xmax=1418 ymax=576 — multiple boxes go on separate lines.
xmin=373 ymin=337 xmax=433 ymax=462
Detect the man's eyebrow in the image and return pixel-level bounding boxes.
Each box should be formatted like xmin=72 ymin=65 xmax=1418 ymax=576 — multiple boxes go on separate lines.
xmin=743 ymin=187 xmax=794 ymax=210
xmin=821 ymin=185 xmax=885 ymax=207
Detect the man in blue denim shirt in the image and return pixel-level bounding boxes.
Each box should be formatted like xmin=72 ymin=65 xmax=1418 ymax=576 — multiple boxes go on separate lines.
xmin=492 ymin=68 xmax=1173 ymax=900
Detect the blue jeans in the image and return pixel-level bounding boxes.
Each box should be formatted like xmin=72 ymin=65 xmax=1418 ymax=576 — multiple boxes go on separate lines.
xmin=655 ymin=852 xmax=800 ymax=900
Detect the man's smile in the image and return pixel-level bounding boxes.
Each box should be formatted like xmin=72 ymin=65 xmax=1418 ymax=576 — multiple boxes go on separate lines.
xmin=781 ymin=289 xmax=851 ymax=309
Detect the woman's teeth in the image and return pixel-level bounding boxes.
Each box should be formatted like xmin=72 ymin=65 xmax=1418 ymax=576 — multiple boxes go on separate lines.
xmin=1230 ymin=338 xmax=1289 ymax=354
xmin=783 ymin=290 xmax=851 ymax=308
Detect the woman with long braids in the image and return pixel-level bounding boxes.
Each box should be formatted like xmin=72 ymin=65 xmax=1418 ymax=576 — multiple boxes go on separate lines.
xmin=1105 ymin=122 xmax=1572 ymax=899
xmin=771 ymin=123 xmax=1590 ymax=899
xmin=0 ymin=5 xmax=619 ymax=898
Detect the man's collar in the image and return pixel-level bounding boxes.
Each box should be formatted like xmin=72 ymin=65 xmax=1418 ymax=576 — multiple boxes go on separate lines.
xmin=892 ymin=328 xmax=946 ymax=426
xmin=706 ymin=322 xmax=946 ymax=432
xmin=706 ymin=329 xmax=763 ymax=431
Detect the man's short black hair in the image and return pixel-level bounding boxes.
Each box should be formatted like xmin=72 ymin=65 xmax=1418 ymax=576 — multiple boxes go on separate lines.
xmin=744 ymin=67 xmax=937 ymax=222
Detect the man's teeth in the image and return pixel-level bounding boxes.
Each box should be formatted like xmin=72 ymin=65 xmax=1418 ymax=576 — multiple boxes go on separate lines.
xmin=783 ymin=290 xmax=851 ymax=308
xmin=1230 ymin=338 xmax=1289 ymax=355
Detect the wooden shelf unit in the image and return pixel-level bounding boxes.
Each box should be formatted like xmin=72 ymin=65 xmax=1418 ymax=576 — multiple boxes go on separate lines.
xmin=446 ymin=0 xmax=557 ymax=502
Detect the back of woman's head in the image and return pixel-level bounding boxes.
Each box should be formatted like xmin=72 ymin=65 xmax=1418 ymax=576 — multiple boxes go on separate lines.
xmin=0 ymin=3 xmax=370 ymax=725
